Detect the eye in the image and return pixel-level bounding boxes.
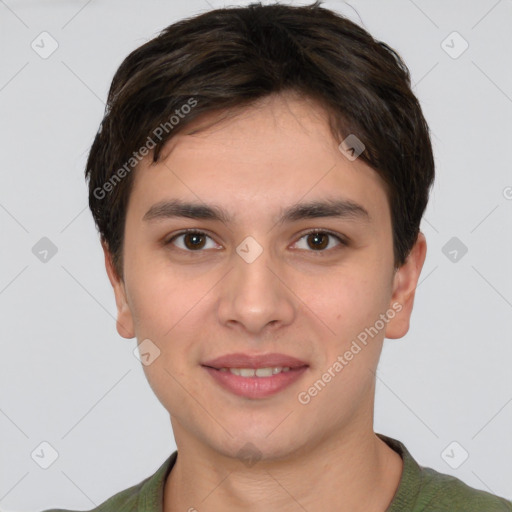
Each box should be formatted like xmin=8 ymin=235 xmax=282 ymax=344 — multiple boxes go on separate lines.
xmin=165 ymin=230 xmax=219 ymax=251
xmin=165 ymin=229 xmax=348 ymax=254
xmin=293 ymin=230 xmax=348 ymax=253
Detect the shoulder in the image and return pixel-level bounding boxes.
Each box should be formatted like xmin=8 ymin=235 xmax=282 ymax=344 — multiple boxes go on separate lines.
xmin=377 ymin=434 xmax=512 ymax=512
xmin=40 ymin=451 xmax=177 ymax=512
xmin=40 ymin=478 xmax=145 ymax=512
xmin=417 ymin=465 xmax=512 ymax=511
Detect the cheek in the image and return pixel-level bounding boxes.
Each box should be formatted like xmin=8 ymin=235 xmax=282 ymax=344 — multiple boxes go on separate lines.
xmin=309 ymin=269 xmax=387 ymax=336
xmin=125 ymin=260 xmax=197 ymax=338
xmin=127 ymin=269 xmax=211 ymax=379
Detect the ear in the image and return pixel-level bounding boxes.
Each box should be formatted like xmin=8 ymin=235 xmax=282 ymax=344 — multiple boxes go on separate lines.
xmin=102 ymin=240 xmax=135 ymax=339
xmin=385 ymin=231 xmax=427 ymax=340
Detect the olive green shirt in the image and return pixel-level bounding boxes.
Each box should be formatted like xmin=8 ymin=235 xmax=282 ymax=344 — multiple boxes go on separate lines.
xmin=42 ymin=434 xmax=512 ymax=511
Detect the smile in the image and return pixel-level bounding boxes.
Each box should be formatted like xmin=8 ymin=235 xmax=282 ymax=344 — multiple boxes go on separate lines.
xmin=202 ymin=364 xmax=308 ymax=399
xmin=219 ymin=366 xmax=291 ymax=377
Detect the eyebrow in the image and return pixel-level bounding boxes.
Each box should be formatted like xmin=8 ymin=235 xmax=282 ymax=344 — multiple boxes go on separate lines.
xmin=142 ymin=197 xmax=371 ymax=225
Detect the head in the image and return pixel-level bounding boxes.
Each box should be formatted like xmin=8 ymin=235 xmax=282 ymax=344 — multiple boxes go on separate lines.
xmin=86 ymin=2 xmax=433 ymax=462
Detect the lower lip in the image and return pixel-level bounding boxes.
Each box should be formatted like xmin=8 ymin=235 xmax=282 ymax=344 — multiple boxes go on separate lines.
xmin=202 ymin=366 xmax=308 ymax=399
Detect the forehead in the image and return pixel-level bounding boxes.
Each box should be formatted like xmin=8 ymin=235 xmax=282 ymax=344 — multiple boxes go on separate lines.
xmin=127 ymin=93 xmax=390 ymax=229
xmin=160 ymin=93 xmax=341 ymax=163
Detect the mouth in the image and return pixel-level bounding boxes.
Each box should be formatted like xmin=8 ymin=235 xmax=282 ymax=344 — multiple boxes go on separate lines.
xmin=213 ymin=366 xmax=295 ymax=377
xmin=201 ymin=352 xmax=309 ymax=399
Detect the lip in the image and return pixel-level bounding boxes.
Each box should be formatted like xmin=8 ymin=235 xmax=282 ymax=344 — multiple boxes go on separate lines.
xmin=202 ymin=352 xmax=309 ymax=370
xmin=203 ymin=365 xmax=308 ymax=399
xmin=201 ymin=352 xmax=309 ymax=399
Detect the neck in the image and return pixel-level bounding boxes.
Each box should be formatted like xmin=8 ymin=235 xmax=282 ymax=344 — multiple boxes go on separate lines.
xmin=163 ymin=423 xmax=403 ymax=512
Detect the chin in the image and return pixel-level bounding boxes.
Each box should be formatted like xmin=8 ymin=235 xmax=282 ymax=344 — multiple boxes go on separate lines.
xmin=215 ymin=425 xmax=307 ymax=461
xmin=214 ymin=438 xmax=302 ymax=465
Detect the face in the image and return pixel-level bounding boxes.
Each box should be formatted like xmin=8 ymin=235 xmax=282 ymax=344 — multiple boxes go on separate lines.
xmin=104 ymin=92 xmax=426 ymax=463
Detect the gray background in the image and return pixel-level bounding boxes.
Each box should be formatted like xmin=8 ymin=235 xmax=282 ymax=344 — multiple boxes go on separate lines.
xmin=1 ymin=0 xmax=511 ymax=510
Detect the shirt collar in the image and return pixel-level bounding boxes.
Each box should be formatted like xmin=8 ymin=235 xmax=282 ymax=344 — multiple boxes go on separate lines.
xmin=377 ymin=433 xmax=422 ymax=511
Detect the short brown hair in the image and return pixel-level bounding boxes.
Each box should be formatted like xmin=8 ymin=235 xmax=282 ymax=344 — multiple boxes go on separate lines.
xmin=85 ymin=1 xmax=435 ymax=280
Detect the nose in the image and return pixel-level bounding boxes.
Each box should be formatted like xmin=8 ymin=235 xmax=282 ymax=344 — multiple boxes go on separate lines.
xmin=216 ymin=243 xmax=295 ymax=336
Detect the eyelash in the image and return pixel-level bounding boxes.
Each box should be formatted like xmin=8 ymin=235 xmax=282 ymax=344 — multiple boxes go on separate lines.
xmin=165 ymin=228 xmax=349 ymax=255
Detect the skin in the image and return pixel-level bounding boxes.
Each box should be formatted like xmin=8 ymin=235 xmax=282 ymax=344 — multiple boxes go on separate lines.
xmin=103 ymin=91 xmax=427 ymax=512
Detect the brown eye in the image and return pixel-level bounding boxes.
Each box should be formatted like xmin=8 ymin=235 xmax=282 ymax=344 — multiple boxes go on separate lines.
xmin=183 ymin=232 xmax=206 ymax=250
xmin=294 ymin=230 xmax=347 ymax=253
xmin=306 ymin=232 xmax=329 ymax=250
xmin=167 ymin=230 xmax=218 ymax=251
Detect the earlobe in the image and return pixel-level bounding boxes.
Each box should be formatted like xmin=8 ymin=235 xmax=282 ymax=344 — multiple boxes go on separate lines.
xmin=384 ymin=232 xmax=427 ymax=340
xmin=101 ymin=240 xmax=135 ymax=339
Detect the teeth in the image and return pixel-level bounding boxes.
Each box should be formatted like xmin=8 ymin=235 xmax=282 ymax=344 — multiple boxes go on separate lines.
xmin=256 ymin=367 xmax=274 ymax=377
xmin=222 ymin=367 xmax=291 ymax=377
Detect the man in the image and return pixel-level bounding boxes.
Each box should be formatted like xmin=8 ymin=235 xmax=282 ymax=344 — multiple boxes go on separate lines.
xmin=43 ymin=1 xmax=512 ymax=510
